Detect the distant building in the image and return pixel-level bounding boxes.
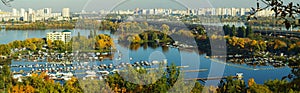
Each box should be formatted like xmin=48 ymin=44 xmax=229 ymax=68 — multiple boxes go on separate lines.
xmin=29 ymin=13 xmax=35 ymax=22
xmin=62 ymin=8 xmax=70 ymax=18
xmin=20 ymin=8 xmax=25 ymax=17
xmin=28 ymin=8 xmax=34 ymax=14
xmin=47 ymin=30 xmax=72 ymax=43
xmin=44 ymin=8 xmax=52 ymax=16
xmin=12 ymin=8 xmax=18 ymax=16
xmin=23 ymin=11 xmax=28 ymax=21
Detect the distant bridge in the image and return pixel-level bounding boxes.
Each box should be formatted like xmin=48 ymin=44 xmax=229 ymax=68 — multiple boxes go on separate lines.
xmin=210 ymin=59 xmax=287 ymax=71
xmin=254 ymin=30 xmax=300 ymax=38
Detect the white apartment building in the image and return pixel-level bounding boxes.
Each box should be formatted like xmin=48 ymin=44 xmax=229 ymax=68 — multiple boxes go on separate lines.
xmin=47 ymin=30 xmax=72 ymax=43
xmin=62 ymin=8 xmax=70 ymax=17
xmin=20 ymin=8 xmax=25 ymax=17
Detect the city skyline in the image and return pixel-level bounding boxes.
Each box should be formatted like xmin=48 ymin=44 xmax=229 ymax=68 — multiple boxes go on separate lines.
xmin=0 ymin=0 xmax=298 ymax=12
xmin=0 ymin=7 xmax=275 ymax=22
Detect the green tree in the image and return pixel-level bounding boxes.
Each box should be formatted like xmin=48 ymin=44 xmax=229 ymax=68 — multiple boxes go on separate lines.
xmin=0 ymin=44 xmax=11 ymax=56
xmin=237 ymin=26 xmax=246 ymax=38
xmin=246 ymin=26 xmax=253 ymax=38
xmin=230 ymin=25 xmax=237 ymax=37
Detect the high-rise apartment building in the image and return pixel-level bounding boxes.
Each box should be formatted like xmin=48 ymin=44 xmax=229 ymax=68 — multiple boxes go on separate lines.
xmin=12 ymin=8 xmax=18 ymax=16
xmin=20 ymin=8 xmax=25 ymax=17
xmin=46 ymin=30 xmax=72 ymax=43
xmin=62 ymin=8 xmax=70 ymax=17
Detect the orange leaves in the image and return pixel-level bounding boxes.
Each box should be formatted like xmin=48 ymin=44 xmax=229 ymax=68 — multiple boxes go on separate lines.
xmin=24 ymin=84 xmax=35 ymax=93
xmin=95 ymin=34 xmax=114 ymax=50
xmin=227 ymin=36 xmax=268 ymax=51
xmin=248 ymin=78 xmax=256 ymax=87
xmin=66 ymin=77 xmax=78 ymax=86
xmin=128 ymin=34 xmax=142 ymax=43
xmin=12 ymin=84 xmax=34 ymax=93
xmin=31 ymin=73 xmax=38 ymax=78
xmin=97 ymin=39 xmax=106 ymax=49
xmin=273 ymin=39 xmax=287 ymax=50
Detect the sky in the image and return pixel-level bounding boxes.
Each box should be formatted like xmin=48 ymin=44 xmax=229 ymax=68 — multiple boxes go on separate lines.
xmin=0 ymin=0 xmax=299 ymax=12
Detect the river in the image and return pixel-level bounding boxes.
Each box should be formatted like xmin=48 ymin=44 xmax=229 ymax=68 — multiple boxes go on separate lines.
xmin=1 ymin=29 xmax=292 ymax=85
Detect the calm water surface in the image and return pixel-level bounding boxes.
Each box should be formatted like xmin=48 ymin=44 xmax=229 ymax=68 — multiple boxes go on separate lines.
xmin=1 ymin=29 xmax=292 ymax=85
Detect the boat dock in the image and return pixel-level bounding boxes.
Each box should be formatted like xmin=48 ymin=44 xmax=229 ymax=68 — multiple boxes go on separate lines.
xmin=185 ymin=76 xmax=239 ymax=83
xmin=185 ymin=73 xmax=243 ymax=82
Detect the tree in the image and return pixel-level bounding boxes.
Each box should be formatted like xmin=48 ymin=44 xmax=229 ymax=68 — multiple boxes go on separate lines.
xmin=230 ymin=25 xmax=237 ymax=37
xmin=264 ymin=79 xmax=290 ymax=92
xmin=0 ymin=44 xmax=11 ymax=56
xmin=237 ymin=26 xmax=246 ymax=38
xmin=193 ymin=25 xmax=206 ymax=35
xmin=151 ymin=32 xmax=158 ymax=40
xmin=131 ymin=35 xmax=142 ymax=43
xmin=246 ymin=26 xmax=253 ymax=38
xmin=223 ymin=24 xmax=231 ymax=36
xmin=161 ymin=24 xmax=170 ymax=34
xmin=141 ymin=33 xmax=148 ymax=41
xmin=64 ymin=77 xmax=83 ymax=93
xmin=273 ymin=39 xmax=287 ymax=50
xmin=0 ymin=65 xmax=12 ymax=92
xmin=29 ymin=44 xmax=37 ymax=51
xmin=217 ymin=76 xmax=246 ymax=93
xmin=249 ymin=0 xmax=300 ymax=30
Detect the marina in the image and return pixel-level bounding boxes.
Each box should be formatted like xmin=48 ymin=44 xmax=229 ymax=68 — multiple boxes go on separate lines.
xmin=0 ymin=29 xmax=293 ymax=85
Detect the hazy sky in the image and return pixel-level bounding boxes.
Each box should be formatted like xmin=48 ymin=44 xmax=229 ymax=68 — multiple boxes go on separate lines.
xmin=0 ymin=0 xmax=299 ymax=12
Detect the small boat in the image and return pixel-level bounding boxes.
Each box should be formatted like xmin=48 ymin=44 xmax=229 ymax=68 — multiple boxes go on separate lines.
xmin=97 ymin=71 xmax=109 ymax=75
xmin=236 ymin=73 xmax=243 ymax=79
xmin=85 ymin=74 xmax=96 ymax=78
xmin=62 ymin=76 xmax=71 ymax=81
xmin=64 ymin=72 xmax=73 ymax=77
xmin=26 ymin=73 xmax=32 ymax=77
xmin=13 ymin=74 xmax=23 ymax=79
xmin=49 ymin=76 xmax=58 ymax=80
xmin=111 ymin=69 xmax=119 ymax=73
xmin=86 ymin=71 xmax=96 ymax=75
xmin=101 ymin=52 xmax=108 ymax=56
xmin=115 ymin=57 xmax=121 ymax=60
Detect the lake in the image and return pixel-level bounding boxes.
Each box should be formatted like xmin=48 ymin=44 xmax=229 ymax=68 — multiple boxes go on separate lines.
xmin=1 ymin=29 xmax=292 ymax=85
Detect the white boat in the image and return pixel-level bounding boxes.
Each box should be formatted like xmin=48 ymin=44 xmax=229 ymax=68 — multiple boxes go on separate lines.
xmin=115 ymin=57 xmax=121 ymax=60
xmin=86 ymin=71 xmax=96 ymax=75
xmin=13 ymin=74 xmax=23 ymax=79
xmin=48 ymin=73 xmax=56 ymax=77
xmin=111 ymin=69 xmax=120 ymax=73
xmin=62 ymin=76 xmax=71 ymax=81
xmin=26 ymin=73 xmax=32 ymax=77
xmin=64 ymin=72 xmax=73 ymax=77
xmin=101 ymin=52 xmax=108 ymax=55
xmin=236 ymin=73 xmax=243 ymax=79
xmin=56 ymin=72 xmax=63 ymax=76
xmin=97 ymin=71 xmax=109 ymax=75
xmin=152 ymin=60 xmax=159 ymax=64
xmin=85 ymin=74 xmax=96 ymax=78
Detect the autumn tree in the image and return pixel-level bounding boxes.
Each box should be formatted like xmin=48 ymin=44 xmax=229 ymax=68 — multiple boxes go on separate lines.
xmin=161 ymin=24 xmax=170 ymax=34
xmin=249 ymin=0 xmax=300 ymax=30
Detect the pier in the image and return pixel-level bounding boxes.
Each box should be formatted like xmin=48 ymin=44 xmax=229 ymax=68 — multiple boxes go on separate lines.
xmin=185 ymin=73 xmax=243 ymax=82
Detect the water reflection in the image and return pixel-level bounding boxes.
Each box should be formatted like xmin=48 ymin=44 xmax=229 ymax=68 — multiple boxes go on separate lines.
xmin=0 ymin=30 xmax=296 ymax=84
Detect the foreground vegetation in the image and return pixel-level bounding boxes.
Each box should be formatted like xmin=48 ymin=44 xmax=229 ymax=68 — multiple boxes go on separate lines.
xmin=1 ymin=62 xmax=300 ymax=93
